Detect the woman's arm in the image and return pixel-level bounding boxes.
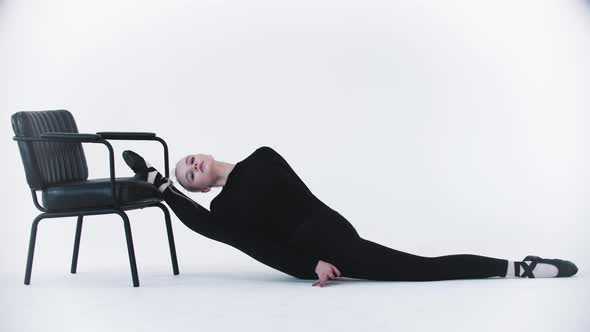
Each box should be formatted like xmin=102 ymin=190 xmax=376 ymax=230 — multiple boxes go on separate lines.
xmin=164 ymin=185 xmax=320 ymax=279
xmin=162 ymin=185 xmax=234 ymax=243
xmin=228 ymin=227 xmax=320 ymax=280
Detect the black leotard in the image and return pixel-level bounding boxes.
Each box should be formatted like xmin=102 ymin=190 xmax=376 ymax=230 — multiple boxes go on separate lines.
xmin=163 ymin=146 xmax=509 ymax=281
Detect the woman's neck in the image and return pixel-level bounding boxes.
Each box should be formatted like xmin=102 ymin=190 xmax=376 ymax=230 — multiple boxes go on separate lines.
xmin=212 ymin=161 xmax=235 ymax=187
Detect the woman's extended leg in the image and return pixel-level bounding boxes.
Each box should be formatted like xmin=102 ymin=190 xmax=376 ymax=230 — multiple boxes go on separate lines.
xmin=327 ymin=236 xmax=508 ymax=281
xmin=306 ymin=208 xmax=576 ymax=280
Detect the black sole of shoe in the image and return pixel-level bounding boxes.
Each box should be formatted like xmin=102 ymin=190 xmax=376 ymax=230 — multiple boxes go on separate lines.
xmin=123 ymin=150 xmax=149 ymax=181
xmin=122 ymin=150 xmax=147 ymax=172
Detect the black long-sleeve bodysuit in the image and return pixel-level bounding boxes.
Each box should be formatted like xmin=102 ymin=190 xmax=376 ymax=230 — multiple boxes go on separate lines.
xmin=163 ymin=146 xmax=509 ymax=280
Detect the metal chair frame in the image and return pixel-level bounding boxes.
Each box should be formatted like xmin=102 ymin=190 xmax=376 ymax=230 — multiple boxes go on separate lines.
xmin=13 ymin=131 xmax=179 ymax=287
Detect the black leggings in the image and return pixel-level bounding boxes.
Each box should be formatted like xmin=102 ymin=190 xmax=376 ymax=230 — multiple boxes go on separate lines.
xmin=320 ymin=236 xmax=509 ymax=281
xmin=289 ymin=208 xmax=510 ymax=281
xmin=163 ymin=186 xmax=509 ymax=281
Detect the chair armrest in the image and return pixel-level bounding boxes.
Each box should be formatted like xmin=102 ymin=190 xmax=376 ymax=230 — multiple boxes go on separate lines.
xmin=96 ymin=131 xmax=156 ymax=140
xmin=95 ymin=131 xmax=170 ymax=178
xmin=14 ymin=133 xmax=119 ymax=209
xmin=39 ymin=132 xmax=103 ymax=142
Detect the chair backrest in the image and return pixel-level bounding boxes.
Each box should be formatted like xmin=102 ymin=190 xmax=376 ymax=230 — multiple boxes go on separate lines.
xmin=11 ymin=110 xmax=89 ymax=190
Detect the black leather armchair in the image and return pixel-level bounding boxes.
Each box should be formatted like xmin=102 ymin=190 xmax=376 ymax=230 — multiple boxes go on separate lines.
xmin=11 ymin=110 xmax=179 ymax=287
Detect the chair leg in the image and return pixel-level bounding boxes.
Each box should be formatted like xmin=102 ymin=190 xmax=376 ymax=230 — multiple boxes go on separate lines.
xmin=115 ymin=210 xmax=140 ymax=287
xmin=154 ymin=202 xmax=180 ymax=275
xmin=24 ymin=215 xmax=45 ymax=285
xmin=70 ymin=215 xmax=83 ymax=274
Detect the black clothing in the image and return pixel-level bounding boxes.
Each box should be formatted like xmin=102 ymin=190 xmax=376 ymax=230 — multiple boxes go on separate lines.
xmin=163 ymin=146 xmax=508 ymax=280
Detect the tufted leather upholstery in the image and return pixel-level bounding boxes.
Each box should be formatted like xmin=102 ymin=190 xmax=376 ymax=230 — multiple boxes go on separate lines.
xmin=12 ymin=110 xmax=178 ymax=288
xmin=41 ymin=177 xmax=161 ymax=211
xmin=12 ymin=110 xmax=164 ymax=211
xmin=11 ymin=110 xmax=88 ymax=190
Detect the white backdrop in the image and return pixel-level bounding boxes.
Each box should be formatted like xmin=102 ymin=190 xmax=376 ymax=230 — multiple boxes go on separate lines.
xmin=0 ymin=0 xmax=589 ymax=330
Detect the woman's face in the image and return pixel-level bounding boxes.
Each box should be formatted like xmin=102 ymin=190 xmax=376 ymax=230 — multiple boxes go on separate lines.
xmin=175 ymin=153 xmax=216 ymax=192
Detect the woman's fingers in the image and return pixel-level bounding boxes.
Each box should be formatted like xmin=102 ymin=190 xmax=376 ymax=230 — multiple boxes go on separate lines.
xmin=313 ymin=276 xmax=328 ymax=287
xmin=313 ymin=268 xmax=339 ymax=287
xmin=332 ymin=265 xmax=342 ymax=277
xmin=313 ymin=278 xmax=325 ymax=286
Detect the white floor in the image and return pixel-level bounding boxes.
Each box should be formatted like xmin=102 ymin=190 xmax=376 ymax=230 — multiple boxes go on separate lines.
xmin=1 ymin=264 xmax=588 ymax=332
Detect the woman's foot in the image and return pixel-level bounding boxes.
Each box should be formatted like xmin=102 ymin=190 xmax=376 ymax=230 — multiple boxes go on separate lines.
xmin=506 ymin=255 xmax=578 ymax=278
xmin=122 ymin=150 xmax=172 ymax=193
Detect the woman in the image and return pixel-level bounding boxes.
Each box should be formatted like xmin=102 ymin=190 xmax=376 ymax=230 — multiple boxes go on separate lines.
xmin=122 ymin=146 xmax=578 ymax=287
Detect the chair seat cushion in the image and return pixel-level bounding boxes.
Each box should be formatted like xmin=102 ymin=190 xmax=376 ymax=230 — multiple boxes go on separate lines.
xmin=42 ymin=177 xmax=162 ymax=211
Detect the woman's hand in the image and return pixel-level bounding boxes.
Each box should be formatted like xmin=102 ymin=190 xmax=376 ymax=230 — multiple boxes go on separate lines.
xmin=313 ymin=260 xmax=342 ymax=287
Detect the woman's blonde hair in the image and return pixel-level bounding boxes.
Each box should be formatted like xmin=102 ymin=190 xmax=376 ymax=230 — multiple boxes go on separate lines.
xmin=169 ymin=165 xmax=191 ymax=193
xmin=170 ymin=166 xmax=178 ymax=183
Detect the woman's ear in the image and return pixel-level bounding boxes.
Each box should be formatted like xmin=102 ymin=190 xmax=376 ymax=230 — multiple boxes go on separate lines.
xmin=201 ymin=187 xmax=211 ymax=193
